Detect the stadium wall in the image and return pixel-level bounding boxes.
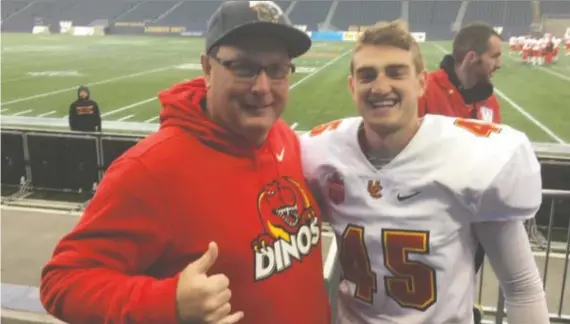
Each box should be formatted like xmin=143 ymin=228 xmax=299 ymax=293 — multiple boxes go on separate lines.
xmin=104 ymin=25 xmax=429 ymax=43
xmin=28 ymin=20 xmax=429 ymax=44
xmin=106 ymin=22 xmax=203 ymax=37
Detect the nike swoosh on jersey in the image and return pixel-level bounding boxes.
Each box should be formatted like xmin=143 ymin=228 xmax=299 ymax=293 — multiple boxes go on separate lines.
xmin=397 ymin=192 xmax=421 ymax=201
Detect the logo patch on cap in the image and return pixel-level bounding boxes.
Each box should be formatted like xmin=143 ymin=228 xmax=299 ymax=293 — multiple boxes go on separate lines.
xmin=249 ymin=1 xmax=283 ymax=23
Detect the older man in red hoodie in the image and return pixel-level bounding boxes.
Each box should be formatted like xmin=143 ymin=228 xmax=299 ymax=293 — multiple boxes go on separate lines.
xmin=40 ymin=2 xmax=331 ymax=324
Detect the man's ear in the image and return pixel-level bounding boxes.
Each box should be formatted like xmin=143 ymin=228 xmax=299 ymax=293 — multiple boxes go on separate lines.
xmin=417 ymin=69 xmax=428 ymax=97
xmin=348 ymin=74 xmax=357 ymax=101
xmin=201 ymin=53 xmax=212 ymax=88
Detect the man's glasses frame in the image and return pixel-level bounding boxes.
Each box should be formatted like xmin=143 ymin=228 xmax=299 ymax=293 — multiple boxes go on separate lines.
xmin=209 ymin=55 xmax=296 ymax=81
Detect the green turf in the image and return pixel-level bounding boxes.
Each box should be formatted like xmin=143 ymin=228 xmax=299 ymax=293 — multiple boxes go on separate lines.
xmin=2 ymin=33 xmax=570 ymax=144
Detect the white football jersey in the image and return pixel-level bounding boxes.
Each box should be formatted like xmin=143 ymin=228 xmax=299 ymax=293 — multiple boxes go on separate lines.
xmin=300 ymin=114 xmax=542 ymax=324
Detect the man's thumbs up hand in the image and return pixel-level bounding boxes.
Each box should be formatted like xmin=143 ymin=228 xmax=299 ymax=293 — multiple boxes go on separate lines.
xmin=187 ymin=241 xmax=220 ymax=274
xmin=176 ymin=242 xmax=244 ymax=323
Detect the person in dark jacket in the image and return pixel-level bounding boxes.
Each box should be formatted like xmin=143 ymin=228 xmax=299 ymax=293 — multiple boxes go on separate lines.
xmin=68 ymin=86 xmax=102 ymax=132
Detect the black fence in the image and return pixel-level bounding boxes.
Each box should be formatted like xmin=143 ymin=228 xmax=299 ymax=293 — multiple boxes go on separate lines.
xmin=1 ymin=128 xmax=141 ymax=194
xmin=2 ymin=127 xmax=570 ymax=229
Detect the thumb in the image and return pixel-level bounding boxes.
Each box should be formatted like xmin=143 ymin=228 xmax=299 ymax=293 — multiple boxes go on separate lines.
xmin=188 ymin=241 xmax=219 ymax=274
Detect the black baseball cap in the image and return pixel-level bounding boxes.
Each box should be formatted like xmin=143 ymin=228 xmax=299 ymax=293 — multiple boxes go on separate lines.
xmin=205 ymin=1 xmax=312 ymax=58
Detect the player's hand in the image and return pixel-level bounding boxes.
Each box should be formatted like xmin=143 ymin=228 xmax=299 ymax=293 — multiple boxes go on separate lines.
xmin=176 ymin=242 xmax=244 ymax=324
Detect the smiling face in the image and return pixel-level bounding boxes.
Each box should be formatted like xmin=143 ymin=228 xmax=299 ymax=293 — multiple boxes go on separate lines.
xmin=201 ymin=35 xmax=293 ymax=145
xmin=348 ymin=26 xmax=427 ymax=135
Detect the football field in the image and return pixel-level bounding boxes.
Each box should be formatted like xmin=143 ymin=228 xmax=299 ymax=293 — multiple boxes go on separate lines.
xmin=2 ymin=33 xmax=570 ymax=144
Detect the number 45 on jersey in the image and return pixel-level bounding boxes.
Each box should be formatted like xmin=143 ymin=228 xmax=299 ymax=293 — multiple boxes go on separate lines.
xmin=323 ymin=118 xmax=502 ymax=310
xmin=340 ymin=225 xmax=438 ymax=311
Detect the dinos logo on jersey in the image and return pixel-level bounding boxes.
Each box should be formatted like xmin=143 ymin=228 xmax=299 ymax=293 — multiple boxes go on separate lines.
xmin=251 ymin=176 xmax=321 ymax=281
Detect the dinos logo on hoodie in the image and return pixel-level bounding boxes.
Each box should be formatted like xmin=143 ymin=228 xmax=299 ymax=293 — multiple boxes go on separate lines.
xmin=251 ymin=176 xmax=321 ymax=280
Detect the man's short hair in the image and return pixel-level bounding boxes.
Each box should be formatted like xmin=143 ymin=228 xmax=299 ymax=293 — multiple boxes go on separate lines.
xmin=350 ymin=20 xmax=425 ymax=75
xmin=452 ymin=22 xmax=502 ymax=63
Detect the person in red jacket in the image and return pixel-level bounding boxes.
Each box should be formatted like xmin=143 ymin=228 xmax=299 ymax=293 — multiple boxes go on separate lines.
xmin=419 ymin=23 xmax=503 ymax=124
xmin=39 ymin=2 xmax=331 ymax=324
xmin=418 ymin=22 xmax=504 ymax=324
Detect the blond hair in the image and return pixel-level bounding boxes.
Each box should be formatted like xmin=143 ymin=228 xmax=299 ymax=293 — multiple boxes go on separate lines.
xmin=351 ymin=20 xmax=425 ymax=74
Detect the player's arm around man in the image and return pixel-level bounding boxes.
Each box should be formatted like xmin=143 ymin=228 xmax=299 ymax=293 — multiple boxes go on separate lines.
xmin=471 ymin=130 xmax=549 ymax=324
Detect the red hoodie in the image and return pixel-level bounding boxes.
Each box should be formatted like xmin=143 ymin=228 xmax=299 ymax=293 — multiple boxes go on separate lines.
xmin=40 ymin=78 xmax=331 ymax=324
xmin=418 ymin=69 xmax=501 ymax=123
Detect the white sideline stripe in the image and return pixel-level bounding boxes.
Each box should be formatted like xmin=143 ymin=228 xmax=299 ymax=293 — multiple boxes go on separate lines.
xmin=107 ymin=49 xmax=351 ymax=122
xmin=12 ymin=109 xmax=32 ymax=116
xmin=1 ymin=66 xmax=172 ymax=106
xmin=432 ymin=43 xmax=566 ymax=144
xmin=117 ymin=114 xmax=134 ymax=121
xmin=37 ymin=110 xmax=56 ymax=117
xmin=1 ymin=108 xmax=9 ymax=113
xmin=101 ymin=97 xmax=157 ymax=117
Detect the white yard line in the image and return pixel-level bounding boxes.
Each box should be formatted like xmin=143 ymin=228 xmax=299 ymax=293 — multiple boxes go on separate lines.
xmin=1 ymin=66 xmax=172 ymax=106
xmin=289 ymin=49 xmax=352 ymax=90
xmin=1 ymin=108 xmax=10 ymax=113
xmin=432 ymin=43 xmax=566 ymax=144
xmin=11 ymin=109 xmax=33 ymax=116
xmin=144 ymin=116 xmax=160 ymax=123
xmin=117 ymin=114 xmax=134 ymax=121
xmin=540 ymin=66 xmax=570 ymax=82
xmin=116 ymin=50 xmax=352 ymax=123
xmin=102 ymin=97 xmax=157 ymax=117
xmin=1 ymin=75 xmax=36 ymax=83
xmin=104 ymin=97 xmax=157 ymax=118
xmin=37 ymin=110 xmax=57 ymax=117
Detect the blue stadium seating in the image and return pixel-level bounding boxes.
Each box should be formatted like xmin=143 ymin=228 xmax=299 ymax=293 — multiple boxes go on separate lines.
xmin=2 ymin=0 xmax=569 ymax=39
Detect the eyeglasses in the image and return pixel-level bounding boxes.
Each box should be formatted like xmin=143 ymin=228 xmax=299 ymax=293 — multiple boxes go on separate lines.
xmin=209 ymin=55 xmax=295 ymax=80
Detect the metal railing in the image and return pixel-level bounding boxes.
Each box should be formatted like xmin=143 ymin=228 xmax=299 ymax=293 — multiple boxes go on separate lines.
xmin=1 ymin=126 xmax=569 ymax=323
xmin=479 ymin=189 xmax=570 ymax=323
